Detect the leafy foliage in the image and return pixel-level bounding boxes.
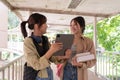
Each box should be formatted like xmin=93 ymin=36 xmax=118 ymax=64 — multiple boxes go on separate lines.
xmin=85 ymin=14 xmax=120 ymax=51
xmin=97 ymin=14 xmax=120 ymax=51
xmin=84 ymin=24 xmax=93 ymax=39
xmin=85 ymin=15 xmax=120 ymax=76
xmin=8 ymin=10 xmax=20 ymax=29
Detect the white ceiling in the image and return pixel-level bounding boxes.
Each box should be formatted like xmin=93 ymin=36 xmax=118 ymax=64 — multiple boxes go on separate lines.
xmin=1 ymin=0 xmax=120 ymax=33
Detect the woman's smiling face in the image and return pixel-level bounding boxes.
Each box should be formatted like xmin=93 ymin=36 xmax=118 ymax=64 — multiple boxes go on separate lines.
xmin=70 ymin=20 xmax=81 ymax=34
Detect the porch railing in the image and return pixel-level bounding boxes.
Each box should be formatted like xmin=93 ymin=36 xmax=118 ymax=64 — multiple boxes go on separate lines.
xmin=0 ymin=54 xmax=24 ymax=80
xmin=0 ymin=49 xmax=120 ymax=80
xmin=96 ymin=50 xmax=120 ymax=80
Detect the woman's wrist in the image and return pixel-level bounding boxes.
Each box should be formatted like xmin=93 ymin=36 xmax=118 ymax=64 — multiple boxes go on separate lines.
xmin=44 ymin=50 xmax=54 ymax=59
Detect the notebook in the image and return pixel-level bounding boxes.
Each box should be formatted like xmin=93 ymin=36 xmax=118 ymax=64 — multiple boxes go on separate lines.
xmin=76 ymin=52 xmax=95 ymax=62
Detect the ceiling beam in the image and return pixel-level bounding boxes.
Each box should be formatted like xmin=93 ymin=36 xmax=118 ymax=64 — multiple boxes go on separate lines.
xmin=0 ymin=0 xmax=23 ymax=20
xmin=48 ymin=23 xmax=69 ymax=26
xmin=0 ymin=0 xmax=111 ymax=18
xmin=2 ymin=0 xmax=118 ymax=20
xmin=14 ymin=7 xmax=110 ymax=18
xmin=0 ymin=0 xmax=14 ymax=10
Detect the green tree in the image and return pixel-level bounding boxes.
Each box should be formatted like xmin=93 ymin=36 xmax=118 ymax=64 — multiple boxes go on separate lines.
xmin=85 ymin=15 xmax=120 ymax=78
xmin=85 ymin=14 xmax=120 ymax=51
xmin=8 ymin=10 xmax=20 ymax=29
xmin=85 ymin=24 xmax=93 ymax=39
xmin=97 ymin=14 xmax=120 ymax=51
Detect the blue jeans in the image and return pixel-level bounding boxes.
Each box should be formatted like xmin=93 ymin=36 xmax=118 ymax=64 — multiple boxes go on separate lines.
xmin=35 ymin=67 xmax=53 ymax=80
xmin=63 ymin=62 xmax=77 ymax=80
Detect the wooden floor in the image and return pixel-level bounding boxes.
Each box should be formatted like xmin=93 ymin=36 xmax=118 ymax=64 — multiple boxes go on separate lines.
xmin=88 ymin=70 xmax=103 ymax=80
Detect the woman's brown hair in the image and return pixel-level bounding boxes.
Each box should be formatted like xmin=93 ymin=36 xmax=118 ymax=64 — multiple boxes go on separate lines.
xmin=20 ymin=13 xmax=47 ymax=38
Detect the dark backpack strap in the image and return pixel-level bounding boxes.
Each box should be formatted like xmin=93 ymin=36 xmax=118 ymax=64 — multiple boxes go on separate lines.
xmin=23 ymin=63 xmax=39 ymax=80
xmin=24 ymin=36 xmax=48 ymax=80
xmin=41 ymin=36 xmax=49 ymax=54
xmin=30 ymin=36 xmax=44 ymax=57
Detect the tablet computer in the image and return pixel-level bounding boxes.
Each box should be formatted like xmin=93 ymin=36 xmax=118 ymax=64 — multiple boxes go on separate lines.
xmin=53 ymin=34 xmax=74 ymax=56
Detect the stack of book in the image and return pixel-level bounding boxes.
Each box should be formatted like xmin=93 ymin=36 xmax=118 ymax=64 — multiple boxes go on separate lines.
xmin=76 ymin=52 xmax=95 ymax=63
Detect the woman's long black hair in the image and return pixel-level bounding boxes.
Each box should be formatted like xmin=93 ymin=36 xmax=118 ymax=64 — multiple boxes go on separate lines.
xmin=71 ymin=16 xmax=85 ymax=33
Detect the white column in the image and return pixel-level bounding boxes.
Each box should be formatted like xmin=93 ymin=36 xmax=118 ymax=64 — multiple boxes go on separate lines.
xmin=93 ymin=17 xmax=97 ymax=75
xmin=93 ymin=17 xmax=97 ymax=49
xmin=0 ymin=2 xmax=8 ymax=48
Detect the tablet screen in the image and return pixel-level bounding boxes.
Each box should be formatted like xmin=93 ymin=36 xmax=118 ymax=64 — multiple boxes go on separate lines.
xmin=53 ymin=34 xmax=74 ymax=56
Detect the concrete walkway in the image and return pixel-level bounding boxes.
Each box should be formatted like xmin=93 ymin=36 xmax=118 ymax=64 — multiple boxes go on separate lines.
xmin=88 ymin=70 xmax=103 ymax=80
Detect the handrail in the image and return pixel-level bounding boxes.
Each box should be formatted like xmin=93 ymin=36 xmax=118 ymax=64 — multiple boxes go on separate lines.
xmin=95 ymin=50 xmax=120 ymax=80
xmin=0 ymin=54 xmax=24 ymax=71
xmin=0 ymin=54 xmax=24 ymax=80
